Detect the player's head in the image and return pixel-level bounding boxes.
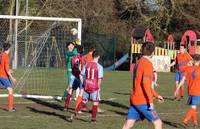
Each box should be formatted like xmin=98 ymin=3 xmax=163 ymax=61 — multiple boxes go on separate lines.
xmin=88 ymin=46 xmax=95 ymax=54
xmin=179 ymin=44 xmax=186 ymax=54
xmin=3 ymin=42 xmax=11 ymax=53
xmin=193 ymin=54 xmax=200 ymax=66
xmin=76 ymin=45 xmax=83 ymax=54
xmin=141 ymin=42 xmax=155 ymax=56
xmin=67 ymin=42 xmax=75 ymax=51
xmin=92 ymin=50 xmax=100 ymax=61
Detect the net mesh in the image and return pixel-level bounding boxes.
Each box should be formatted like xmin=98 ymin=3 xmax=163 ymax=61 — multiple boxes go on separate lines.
xmin=0 ymin=18 xmax=78 ymax=96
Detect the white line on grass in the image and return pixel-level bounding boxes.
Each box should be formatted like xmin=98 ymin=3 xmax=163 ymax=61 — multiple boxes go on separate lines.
xmin=0 ymin=112 xmax=190 ymax=119
xmin=0 ymin=96 xmax=176 ymax=105
xmin=14 ymin=100 xmax=58 ymax=104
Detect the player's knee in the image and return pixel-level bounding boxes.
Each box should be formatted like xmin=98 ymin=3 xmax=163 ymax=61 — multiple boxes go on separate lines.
xmin=153 ymin=119 xmax=162 ymax=128
xmin=191 ymin=105 xmax=197 ymax=109
xmin=79 ymin=90 xmax=84 ymax=96
xmin=122 ymin=120 xmax=134 ymax=129
xmin=93 ymin=101 xmax=99 ymax=106
xmin=68 ymin=88 xmax=73 ymax=94
xmin=7 ymin=87 xmax=13 ymax=94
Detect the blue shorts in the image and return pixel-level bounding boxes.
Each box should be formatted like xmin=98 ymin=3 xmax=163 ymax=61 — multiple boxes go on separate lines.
xmin=127 ymin=104 xmax=160 ymax=122
xmin=83 ymin=90 xmax=99 ymax=102
xmin=187 ymin=96 xmax=200 ymax=105
xmin=69 ymin=75 xmax=83 ymax=90
xmin=175 ymin=70 xmax=184 ymax=82
xmin=0 ymin=77 xmax=11 ymax=88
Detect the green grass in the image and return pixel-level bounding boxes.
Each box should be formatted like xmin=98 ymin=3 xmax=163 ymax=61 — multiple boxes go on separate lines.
xmin=0 ymin=71 xmax=198 ymax=129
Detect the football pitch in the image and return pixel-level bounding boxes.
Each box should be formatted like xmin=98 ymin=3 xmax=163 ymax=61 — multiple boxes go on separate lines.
xmin=0 ymin=71 xmax=198 ymax=129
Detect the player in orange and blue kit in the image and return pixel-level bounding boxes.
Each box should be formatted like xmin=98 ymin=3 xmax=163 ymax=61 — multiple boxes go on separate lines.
xmin=175 ymin=54 xmax=200 ymax=128
xmin=169 ymin=44 xmax=192 ymax=100
xmin=122 ymin=42 xmax=163 ymax=129
xmin=69 ymin=50 xmax=103 ymax=122
xmin=0 ymin=43 xmax=16 ymax=112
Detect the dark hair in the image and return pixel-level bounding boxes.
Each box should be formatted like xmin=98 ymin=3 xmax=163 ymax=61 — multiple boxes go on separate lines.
xmin=88 ymin=45 xmax=95 ymax=52
xmin=193 ymin=54 xmax=200 ymax=61
xmin=141 ymin=42 xmax=155 ymax=56
xmin=76 ymin=45 xmax=83 ymax=54
xmin=3 ymin=43 xmax=11 ymax=51
xmin=66 ymin=42 xmax=75 ymax=47
xmin=92 ymin=50 xmax=100 ymax=58
xmin=180 ymin=44 xmax=186 ymax=48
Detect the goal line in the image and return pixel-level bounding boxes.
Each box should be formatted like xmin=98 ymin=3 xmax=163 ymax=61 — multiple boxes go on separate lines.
xmin=0 ymin=94 xmax=62 ymax=100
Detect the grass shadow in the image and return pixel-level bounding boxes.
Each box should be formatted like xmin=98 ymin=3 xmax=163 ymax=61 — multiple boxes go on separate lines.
xmin=162 ymin=120 xmax=184 ymax=128
xmin=101 ymin=100 xmax=128 ymax=110
xmin=163 ymin=96 xmax=176 ymax=101
xmin=113 ymin=92 xmax=130 ymax=96
xmin=109 ymin=110 xmax=127 ymax=116
xmin=25 ymin=98 xmax=64 ymax=111
xmin=27 ymin=106 xmax=67 ymax=122
xmin=0 ymin=106 xmax=8 ymax=112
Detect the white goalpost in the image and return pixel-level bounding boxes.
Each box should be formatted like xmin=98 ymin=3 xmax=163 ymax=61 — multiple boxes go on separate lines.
xmin=0 ymin=15 xmax=82 ymax=100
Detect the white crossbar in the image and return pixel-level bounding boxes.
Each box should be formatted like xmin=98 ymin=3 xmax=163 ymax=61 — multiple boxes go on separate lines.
xmin=0 ymin=15 xmax=81 ymax=22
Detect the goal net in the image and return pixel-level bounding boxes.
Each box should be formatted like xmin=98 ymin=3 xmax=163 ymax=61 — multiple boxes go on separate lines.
xmin=0 ymin=15 xmax=82 ymax=99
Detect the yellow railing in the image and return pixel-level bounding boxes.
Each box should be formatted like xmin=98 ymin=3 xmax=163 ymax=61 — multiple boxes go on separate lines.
xmin=131 ymin=44 xmax=178 ymax=59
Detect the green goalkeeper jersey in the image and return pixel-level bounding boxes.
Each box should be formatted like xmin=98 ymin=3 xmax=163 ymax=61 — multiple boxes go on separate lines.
xmin=65 ymin=48 xmax=77 ymax=70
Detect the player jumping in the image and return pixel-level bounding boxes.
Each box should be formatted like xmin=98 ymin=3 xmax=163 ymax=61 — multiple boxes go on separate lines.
xmin=63 ymin=42 xmax=77 ymax=100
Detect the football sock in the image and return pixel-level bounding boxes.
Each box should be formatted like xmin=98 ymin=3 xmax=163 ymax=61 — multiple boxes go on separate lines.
xmin=183 ymin=108 xmax=195 ymax=124
xmin=180 ymin=86 xmax=184 ymax=97
xmin=92 ymin=105 xmax=98 ymax=121
xmin=75 ymin=95 xmax=82 ymax=109
xmin=63 ymin=89 xmax=68 ymax=100
xmin=8 ymin=89 xmax=13 ymax=111
xmin=65 ymin=94 xmax=72 ymax=109
xmin=75 ymin=101 xmax=86 ymax=113
xmin=192 ymin=108 xmax=198 ymax=126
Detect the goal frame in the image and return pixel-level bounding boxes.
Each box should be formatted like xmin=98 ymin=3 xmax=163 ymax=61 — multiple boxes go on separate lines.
xmin=0 ymin=15 xmax=82 ymax=69
xmin=0 ymin=15 xmax=82 ymax=100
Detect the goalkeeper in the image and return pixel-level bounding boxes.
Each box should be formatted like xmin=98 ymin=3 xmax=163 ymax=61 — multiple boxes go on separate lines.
xmin=63 ymin=42 xmax=77 ymax=100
